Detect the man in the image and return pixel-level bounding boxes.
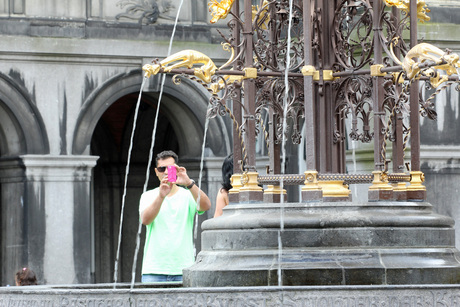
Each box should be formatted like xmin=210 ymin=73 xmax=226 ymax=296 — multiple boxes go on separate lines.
xmin=139 ymin=150 xmax=211 ymax=282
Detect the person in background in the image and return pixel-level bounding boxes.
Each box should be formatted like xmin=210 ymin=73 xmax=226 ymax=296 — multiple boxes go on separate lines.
xmin=15 ymin=267 xmax=37 ymax=286
xmin=139 ymin=150 xmax=211 ymax=282
xmin=214 ymin=153 xmax=233 ymax=218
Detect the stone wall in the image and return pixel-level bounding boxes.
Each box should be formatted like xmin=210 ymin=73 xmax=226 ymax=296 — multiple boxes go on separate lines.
xmin=0 ymin=0 xmax=233 ymax=286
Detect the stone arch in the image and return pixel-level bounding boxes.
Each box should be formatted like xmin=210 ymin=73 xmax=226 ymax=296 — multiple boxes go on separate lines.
xmin=72 ymin=69 xmax=231 ymax=157
xmin=0 ymin=71 xmax=49 ymax=285
xmin=0 ymin=72 xmax=49 ymax=155
xmin=74 ymin=69 xmax=232 ymax=283
xmin=72 ymin=70 xmax=144 ymax=155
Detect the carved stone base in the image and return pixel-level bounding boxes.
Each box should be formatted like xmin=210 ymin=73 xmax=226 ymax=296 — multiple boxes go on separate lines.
xmin=407 ymin=189 xmax=427 ymax=201
xmin=301 ymin=190 xmax=323 ymax=202
xmin=184 ymin=201 xmax=460 ymax=287
xmin=323 ymin=195 xmax=352 ymax=202
xmin=392 ymin=183 xmax=407 ymax=201
xmin=239 ymin=190 xmax=264 ymax=202
xmin=228 ymin=193 xmax=239 ymax=204
xmin=263 ymin=185 xmax=286 ymax=203
xmin=263 ymin=193 xmax=283 ymax=203
xmin=393 ymin=190 xmax=407 ymax=201
xmin=368 ymin=189 xmax=394 ymax=201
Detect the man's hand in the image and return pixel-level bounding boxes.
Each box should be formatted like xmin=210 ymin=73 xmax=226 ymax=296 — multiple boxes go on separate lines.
xmin=158 ymin=176 xmax=172 ymax=198
xmin=175 ymin=165 xmax=192 ymax=187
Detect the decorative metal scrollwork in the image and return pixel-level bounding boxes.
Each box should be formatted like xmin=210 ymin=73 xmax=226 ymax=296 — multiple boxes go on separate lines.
xmin=332 ymin=0 xmax=374 ymax=71
xmin=333 ymin=76 xmax=374 ymax=143
xmin=253 ymin=0 xmax=304 ymax=72
xmin=255 ymin=77 xmax=305 ymax=145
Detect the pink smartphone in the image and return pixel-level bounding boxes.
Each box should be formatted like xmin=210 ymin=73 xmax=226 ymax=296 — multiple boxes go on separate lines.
xmin=167 ymin=165 xmax=177 ymax=182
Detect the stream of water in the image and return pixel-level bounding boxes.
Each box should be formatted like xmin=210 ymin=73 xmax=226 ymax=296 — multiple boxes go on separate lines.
xmin=115 ymin=0 xmax=295 ymax=289
xmin=194 ymin=112 xmax=211 ymax=255
xmin=113 ymin=76 xmax=147 ymax=287
xmin=129 ymin=0 xmax=186 ymax=289
xmin=112 ymin=0 xmax=185 ymax=288
xmin=278 ymin=0 xmax=294 ymax=287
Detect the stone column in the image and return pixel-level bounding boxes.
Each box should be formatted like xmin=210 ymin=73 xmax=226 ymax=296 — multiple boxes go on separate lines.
xmin=20 ymin=155 xmax=98 ymax=285
xmin=0 ymin=157 xmax=27 ymax=286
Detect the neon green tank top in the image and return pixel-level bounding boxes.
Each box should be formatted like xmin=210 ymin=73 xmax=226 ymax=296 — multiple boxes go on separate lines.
xmin=139 ymin=187 xmax=201 ymax=275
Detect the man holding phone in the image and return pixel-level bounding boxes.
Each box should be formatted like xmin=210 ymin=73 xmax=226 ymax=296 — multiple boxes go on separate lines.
xmin=139 ymin=150 xmax=211 ymax=283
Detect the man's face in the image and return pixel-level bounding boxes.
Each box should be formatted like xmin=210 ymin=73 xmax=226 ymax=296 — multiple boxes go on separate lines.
xmin=155 ymin=157 xmax=176 ymax=180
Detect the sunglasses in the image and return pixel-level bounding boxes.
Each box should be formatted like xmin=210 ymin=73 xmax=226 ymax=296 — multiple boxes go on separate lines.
xmin=156 ymin=166 xmax=167 ymax=173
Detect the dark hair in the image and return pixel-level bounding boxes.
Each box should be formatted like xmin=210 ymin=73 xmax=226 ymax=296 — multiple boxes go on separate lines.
xmin=155 ymin=150 xmax=178 ymax=166
xmin=15 ymin=267 xmax=37 ymax=286
xmin=221 ymin=154 xmax=233 ymax=191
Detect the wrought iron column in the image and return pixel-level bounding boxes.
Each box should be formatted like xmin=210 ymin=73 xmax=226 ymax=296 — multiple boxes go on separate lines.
xmin=390 ymin=7 xmax=408 ymax=201
xmin=238 ymin=0 xmax=263 ymax=202
xmin=369 ymin=0 xmax=394 ymax=201
xmin=316 ymin=0 xmax=350 ymax=201
xmin=301 ymin=0 xmax=322 ymax=201
xmin=406 ymin=0 xmax=426 ymax=201
xmin=229 ymin=0 xmax=244 ymax=204
xmin=264 ymin=1 xmax=285 ymax=203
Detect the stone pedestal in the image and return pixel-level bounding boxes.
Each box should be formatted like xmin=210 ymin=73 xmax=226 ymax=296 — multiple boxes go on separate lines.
xmin=183 ymin=201 xmax=460 ymax=287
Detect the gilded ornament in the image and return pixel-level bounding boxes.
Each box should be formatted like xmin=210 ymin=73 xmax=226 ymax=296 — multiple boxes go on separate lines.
xmin=143 ymin=50 xmax=218 ymax=83
xmin=382 ymin=0 xmax=430 ymax=23
xmin=390 ymin=39 xmax=460 ymax=88
xmin=208 ymin=0 xmax=235 ymax=24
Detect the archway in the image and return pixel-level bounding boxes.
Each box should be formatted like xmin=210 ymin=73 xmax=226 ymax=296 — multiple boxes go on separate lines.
xmin=91 ymin=92 xmax=181 ymax=283
xmin=74 ymin=70 xmax=231 ymax=282
xmin=0 ymin=72 xmax=49 ymax=285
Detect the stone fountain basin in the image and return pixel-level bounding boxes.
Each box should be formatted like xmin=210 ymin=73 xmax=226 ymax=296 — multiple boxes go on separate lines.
xmin=1 ymin=283 xmax=460 ymax=306
xmin=184 ymin=201 xmax=460 ymax=287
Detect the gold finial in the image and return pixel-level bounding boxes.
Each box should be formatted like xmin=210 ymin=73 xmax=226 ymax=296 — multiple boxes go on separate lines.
xmin=208 ymin=0 xmax=235 ymax=24
xmin=382 ymin=0 xmax=430 ymax=23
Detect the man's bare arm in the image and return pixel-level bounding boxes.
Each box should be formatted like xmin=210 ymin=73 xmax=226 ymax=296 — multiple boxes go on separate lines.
xmin=188 ymin=181 xmax=212 ymax=212
xmin=140 ymin=177 xmax=171 ymax=225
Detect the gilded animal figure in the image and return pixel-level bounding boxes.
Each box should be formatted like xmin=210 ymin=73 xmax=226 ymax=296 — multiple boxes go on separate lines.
xmin=143 ymin=43 xmax=235 ymax=87
xmin=143 ymin=50 xmax=218 ymax=83
xmin=390 ymin=39 xmax=459 ymax=87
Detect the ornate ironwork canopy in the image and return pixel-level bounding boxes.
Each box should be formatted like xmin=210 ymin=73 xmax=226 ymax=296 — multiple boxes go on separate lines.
xmin=143 ymin=0 xmax=460 ymax=203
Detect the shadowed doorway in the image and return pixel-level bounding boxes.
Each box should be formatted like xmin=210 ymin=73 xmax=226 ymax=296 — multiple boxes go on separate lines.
xmin=91 ymin=93 xmax=178 ymax=283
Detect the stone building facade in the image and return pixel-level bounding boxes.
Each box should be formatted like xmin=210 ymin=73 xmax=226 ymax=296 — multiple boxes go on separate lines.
xmin=0 ymin=0 xmax=459 ymax=286
xmin=0 ymin=0 xmax=232 ymax=285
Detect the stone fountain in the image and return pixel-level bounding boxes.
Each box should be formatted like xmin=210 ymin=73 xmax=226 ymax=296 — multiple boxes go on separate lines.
xmin=2 ymin=0 xmax=460 ymax=305
xmin=182 ymin=0 xmax=460 ymax=288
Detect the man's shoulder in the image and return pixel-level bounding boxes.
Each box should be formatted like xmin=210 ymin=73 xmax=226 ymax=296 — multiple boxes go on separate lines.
xmin=141 ymin=187 xmax=159 ymax=198
xmin=143 ymin=187 xmax=159 ymax=193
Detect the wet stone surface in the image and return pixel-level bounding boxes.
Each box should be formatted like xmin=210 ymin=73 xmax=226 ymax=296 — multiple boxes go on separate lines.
xmin=1 ymin=284 xmax=460 ymax=307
